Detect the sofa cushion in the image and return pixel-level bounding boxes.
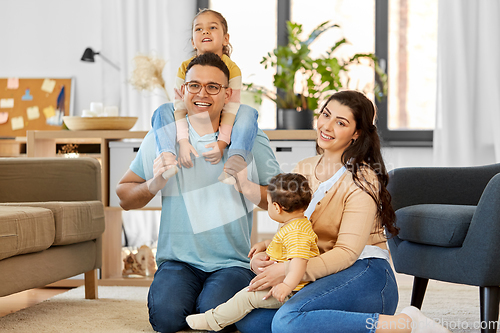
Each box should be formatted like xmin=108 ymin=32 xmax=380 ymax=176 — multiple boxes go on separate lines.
xmin=0 ymin=206 xmax=55 ymax=260
xmin=0 ymin=201 xmax=105 ymax=246
xmin=396 ymin=204 xmax=476 ymax=247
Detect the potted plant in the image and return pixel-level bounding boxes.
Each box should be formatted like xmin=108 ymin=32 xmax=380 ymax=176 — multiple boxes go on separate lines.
xmin=245 ymin=21 xmax=387 ymax=129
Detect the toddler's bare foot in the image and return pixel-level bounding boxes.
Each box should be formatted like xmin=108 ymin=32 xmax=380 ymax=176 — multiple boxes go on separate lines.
xmin=162 ymin=165 xmax=179 ymax=180
xmin=218 ymin=171 xmax=236 ymax=185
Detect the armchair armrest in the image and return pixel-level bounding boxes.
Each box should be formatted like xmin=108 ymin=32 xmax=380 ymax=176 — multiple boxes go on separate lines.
xmin=463 ymin=173 xmax=500 ymax=253
xmin=0 ymin=157 xmax=101 ymax=202
xmin=388 ymin=163 xmax=500 ymax=210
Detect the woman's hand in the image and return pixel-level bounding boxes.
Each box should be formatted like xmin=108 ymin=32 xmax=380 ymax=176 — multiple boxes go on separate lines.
xmin=250 ymin=251 xmax=274 ymax=273
xmin=248 ymin=260 xmax=286 ymax=292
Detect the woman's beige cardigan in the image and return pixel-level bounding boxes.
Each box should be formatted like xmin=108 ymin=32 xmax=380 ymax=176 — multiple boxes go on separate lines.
xmin=289 ymin=155 xmax=387 ymax=282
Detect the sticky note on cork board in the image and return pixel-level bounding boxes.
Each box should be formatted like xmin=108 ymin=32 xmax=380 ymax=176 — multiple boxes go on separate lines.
xmin=41 ymin=79 xmax=56 ymax=93
xmin=27 ymin=106 xmax=40 ymax=120
xmin=43 ymin=105 xmax=56 ymax=119
xmin=11 ymin=116 xmax=24 ymax=131
xmin=1 ymin=98 xmax=14 ymax=108
xmin=0 ymin=112 xmax=8 ymax=124
xmin=7 ymin=78 xmax=19 ymax=89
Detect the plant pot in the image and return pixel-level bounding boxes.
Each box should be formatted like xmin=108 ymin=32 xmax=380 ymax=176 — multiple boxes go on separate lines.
xmin=277 ymin=108 xmax=314 ymax=130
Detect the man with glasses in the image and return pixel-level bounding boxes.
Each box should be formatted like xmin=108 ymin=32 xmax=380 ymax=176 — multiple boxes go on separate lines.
xmin=116 ymin=52 xmax=280 ymax=333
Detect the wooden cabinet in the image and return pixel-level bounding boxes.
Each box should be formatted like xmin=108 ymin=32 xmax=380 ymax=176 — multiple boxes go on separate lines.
xmin=0 ymin=138 xmax=26 ymax=157
xmin=26 ymin=129 xmax=316 ymax=286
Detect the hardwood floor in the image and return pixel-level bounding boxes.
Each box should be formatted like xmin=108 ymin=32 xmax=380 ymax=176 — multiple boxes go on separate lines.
xmin=0 ymin=288 xmax=72 ymax=317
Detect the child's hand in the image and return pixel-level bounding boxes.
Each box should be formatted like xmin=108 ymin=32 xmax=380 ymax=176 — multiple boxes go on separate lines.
xmin=269 ymin=282 xmax=293 ymax=303
xmin=271 ymin=283 xmax=293 ymax=302
xmin=202 ymin=140 xmax=227 ymax=165
xmin=178 ymin=139 xmax=199 ymax=168
xmin=248 ymin=241 xmax=267 ymax=259
xmin=148 ymin=152 xmax=177 ymax=194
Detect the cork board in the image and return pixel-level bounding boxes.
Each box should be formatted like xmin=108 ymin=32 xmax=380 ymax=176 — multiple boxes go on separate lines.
xmin=0 ymin=78 xmax=74 ymax=138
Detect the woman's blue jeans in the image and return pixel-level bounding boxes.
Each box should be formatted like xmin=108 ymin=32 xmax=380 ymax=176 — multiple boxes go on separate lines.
xmin=235 ymin=258 xmax=398 ymax=333
xmin=151 ymin=103 xmax=258 ymax=161
xmin=148 ymin=260 xmax=255 ymax=333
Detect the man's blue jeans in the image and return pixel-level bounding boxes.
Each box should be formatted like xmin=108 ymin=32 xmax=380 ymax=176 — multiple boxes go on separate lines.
xmin=235 ymin=258 xmax=399 ymax=333
xmin=148 ymin=260 xmax=255 ymax=333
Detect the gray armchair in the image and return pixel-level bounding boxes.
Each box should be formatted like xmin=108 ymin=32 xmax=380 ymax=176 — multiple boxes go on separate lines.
xmin=387 ymin=163 xmax=500 ymax=333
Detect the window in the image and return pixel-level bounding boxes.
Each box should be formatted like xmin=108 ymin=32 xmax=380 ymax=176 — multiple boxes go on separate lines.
xmin=376 ymin=0 xmax=437 ymax=146
xmin=200 ymin=0 xmax=438 ymax=145
xmin=208 ymin=0 xmax=278 ymax=129
xmin=292 ymin=0 xmax=376 ymax=102
xmin=388 ymin=0 xmax=437 ymax=130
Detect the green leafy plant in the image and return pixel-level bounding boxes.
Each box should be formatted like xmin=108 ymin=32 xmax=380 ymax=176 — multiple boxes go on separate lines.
xmin=245 ymin=21 xmax=387 ymax=112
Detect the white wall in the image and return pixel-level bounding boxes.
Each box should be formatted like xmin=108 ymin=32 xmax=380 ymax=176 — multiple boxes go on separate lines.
xmin=0 ymin=0 xmax=436 ymax=169
xmin=0 ymin=0 xmax=102 ymax=115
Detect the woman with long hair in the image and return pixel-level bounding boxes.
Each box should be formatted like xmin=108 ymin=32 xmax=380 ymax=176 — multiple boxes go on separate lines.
xmin=236 ymin=90 xmax=450 ymax=333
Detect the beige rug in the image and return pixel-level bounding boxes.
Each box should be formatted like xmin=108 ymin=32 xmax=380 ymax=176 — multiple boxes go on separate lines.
xmin=0 ymin=276 xmax=492 ymax=333
xmin=0 ymin=286 xmax=153 ymax=333
xmin=396 ymin=278 xmax=485 ymax=333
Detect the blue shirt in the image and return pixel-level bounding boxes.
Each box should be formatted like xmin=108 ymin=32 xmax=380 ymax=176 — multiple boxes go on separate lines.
xmin=130 ymin=122 xmax=281 ymax=272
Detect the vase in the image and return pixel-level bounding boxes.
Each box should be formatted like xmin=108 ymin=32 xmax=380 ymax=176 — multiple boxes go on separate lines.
xmin=276 ymin=108 xmax=314 ymax=130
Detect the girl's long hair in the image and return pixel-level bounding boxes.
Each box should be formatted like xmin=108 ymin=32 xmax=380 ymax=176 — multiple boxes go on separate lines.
xmin=192 ymin=9 xmax=233 ymax=57
xmin=317 ymin=90 xmax=398 ymax=237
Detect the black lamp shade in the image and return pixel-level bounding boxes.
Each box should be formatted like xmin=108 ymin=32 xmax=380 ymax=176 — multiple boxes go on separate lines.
xmin=80 ymin=47 xmax=119 ymax=70
xmin=81 ymin=47 xmax=98 ymax=62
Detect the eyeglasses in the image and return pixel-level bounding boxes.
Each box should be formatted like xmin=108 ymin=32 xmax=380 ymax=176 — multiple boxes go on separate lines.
xmin=184 ymin=81 xmax=228 ymax=95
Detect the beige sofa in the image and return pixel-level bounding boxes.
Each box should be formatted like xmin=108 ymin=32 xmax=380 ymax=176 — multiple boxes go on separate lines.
xmin=0 ymin=157 xmax=105 ymax=299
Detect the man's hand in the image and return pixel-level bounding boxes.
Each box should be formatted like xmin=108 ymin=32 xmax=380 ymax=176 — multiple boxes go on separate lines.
xmin=224 ymin=155 xmax=269 ymax=208
xmin=202 ymin=140 xmax=226 ymax=165
xmin=148 ymin=152 xmax=177 ymax=194
xmin=178 ymin=139 xmax=199 ymax=168
xmin=222 ymin=155 xmax=248 ymax=190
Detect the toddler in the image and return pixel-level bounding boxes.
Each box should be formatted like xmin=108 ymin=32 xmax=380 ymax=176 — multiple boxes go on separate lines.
xmin=186 ymin=173 xmax=319 ymax=331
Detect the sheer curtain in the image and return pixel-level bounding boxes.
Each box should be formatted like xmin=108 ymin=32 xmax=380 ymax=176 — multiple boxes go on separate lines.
xmin=102 ymin=1 xmax=196 ymax=247
xmin=103 ymin=0 xmax=196 ymax=130
xmin=433 ymin=0 xmax=500 ymax=167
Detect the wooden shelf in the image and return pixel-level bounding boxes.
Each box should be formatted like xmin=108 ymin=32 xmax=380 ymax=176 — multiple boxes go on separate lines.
xmin=26 ymin=130 xmax=148 ymax=205
xmin=27 ymin=130 xmax=148 ymax=140
xmin=264 ymin=129 xmax=316 ymax=141
xmin=0 ymin=137 xmax=26 ymax=157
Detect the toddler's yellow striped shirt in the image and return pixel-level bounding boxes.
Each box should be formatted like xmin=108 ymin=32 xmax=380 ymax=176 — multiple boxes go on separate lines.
xmin=266 ymin=218 xmax=319 ymax=290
